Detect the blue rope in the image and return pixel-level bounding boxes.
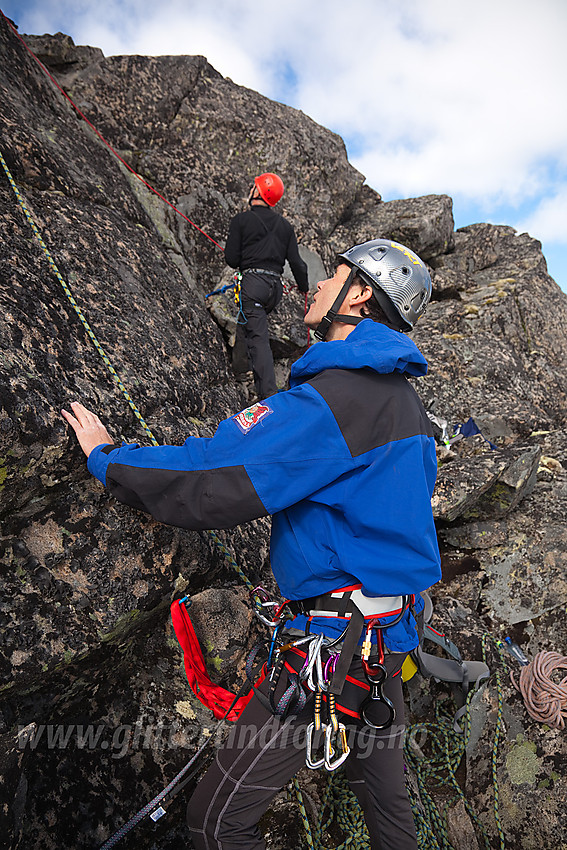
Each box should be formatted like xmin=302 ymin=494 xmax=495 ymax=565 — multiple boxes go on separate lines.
xmin=205 ymin=281 xmax=237 ymax=298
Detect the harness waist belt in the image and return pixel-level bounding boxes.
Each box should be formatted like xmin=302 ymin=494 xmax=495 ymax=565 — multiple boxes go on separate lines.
xmin=311 ymin=589 xmax=404 ymax=620
xmin=287 ymin=585 xmax=412 ymax=696
xmin=242 ymin=268 xmax=281 ymax=278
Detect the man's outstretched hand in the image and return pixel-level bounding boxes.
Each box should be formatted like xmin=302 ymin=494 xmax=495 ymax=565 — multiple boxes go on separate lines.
xmin=62 ymin=402 xmax=114 ymax=458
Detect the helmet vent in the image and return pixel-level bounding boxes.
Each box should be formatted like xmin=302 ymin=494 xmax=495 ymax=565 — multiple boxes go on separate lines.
xmin=389 ymin=266 xmax=413 ymax=285
xmin=368 ymin=246 xmax=388 ymax=262
xmin=411 ymin=289 xmax=427 ymax=308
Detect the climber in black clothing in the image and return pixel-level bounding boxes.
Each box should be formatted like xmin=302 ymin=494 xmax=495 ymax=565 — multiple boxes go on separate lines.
xmin=224 ymin=172 xmax=309 ymax=399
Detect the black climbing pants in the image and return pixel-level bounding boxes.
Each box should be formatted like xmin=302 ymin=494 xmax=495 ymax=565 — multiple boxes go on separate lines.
xmin=186 ymin=652 xmax=418 ymax=850
xmin=235 ymin=271 xmax=282 ymax=399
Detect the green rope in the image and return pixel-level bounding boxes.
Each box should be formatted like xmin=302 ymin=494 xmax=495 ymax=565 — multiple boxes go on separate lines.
xmin=288 ymin=770 xmax=370 ymax=850
xmin=0 ymin=148 xmax=158 ymax=447
xmin=404 ymin=696 xmax=490 ymax=850
xmin=481 ymin=635 xmax=508 ymax=850
xmin=207 ymin=530 xmax=256 ymax=595
xmin=289 ymin=778 xmax=315 ymax=848
xmin=403 ymin=635 xmax=508 ymax=850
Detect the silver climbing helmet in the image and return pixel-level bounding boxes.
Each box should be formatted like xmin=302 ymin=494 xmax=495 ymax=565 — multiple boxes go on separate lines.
xmin=338 ymin=239 xmax=432 ymax=331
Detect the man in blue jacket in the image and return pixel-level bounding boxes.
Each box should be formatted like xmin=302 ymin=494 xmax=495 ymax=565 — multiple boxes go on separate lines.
xmin=62 ymin=238 xmax=440 ymax=850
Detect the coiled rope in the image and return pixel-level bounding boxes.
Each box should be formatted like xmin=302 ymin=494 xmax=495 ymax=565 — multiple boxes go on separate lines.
xmin=310 ymin=770 xmax=371 ymax=849
xmin=511 ymin=651 xmax=567 ymax=729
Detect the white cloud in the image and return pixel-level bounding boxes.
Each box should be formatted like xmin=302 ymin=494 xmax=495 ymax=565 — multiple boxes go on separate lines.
xmin=291 ymin=0 xmax=567 ymax=205
xmin=9 ymin=0 xmax=567 ymax=211
xmin=515 ymin=188 xmax=567 ymax=243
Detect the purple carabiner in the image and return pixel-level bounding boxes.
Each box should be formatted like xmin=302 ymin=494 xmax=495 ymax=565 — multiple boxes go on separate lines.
xmin=324 ymin=653 xmax=339 ymax=683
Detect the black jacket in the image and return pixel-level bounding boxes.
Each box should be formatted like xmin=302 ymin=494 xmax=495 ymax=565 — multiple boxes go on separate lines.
xmin=224 ymin=205 xmax=309 ymax=292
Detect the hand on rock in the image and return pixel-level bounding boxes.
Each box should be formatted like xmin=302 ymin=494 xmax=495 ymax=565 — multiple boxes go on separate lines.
xmin=61 ymin=402 xmax=114 ymax=458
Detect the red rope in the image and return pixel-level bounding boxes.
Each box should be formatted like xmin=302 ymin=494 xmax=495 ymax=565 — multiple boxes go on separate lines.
xmin=1 ymin=9 xmax=223 ymax=251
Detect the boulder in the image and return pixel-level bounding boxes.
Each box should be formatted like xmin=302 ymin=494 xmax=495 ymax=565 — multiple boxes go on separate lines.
xmin=432 ymin=445 xmax=541 ymax=523
xmin=329 ymin=192 xmax=455 ymax=262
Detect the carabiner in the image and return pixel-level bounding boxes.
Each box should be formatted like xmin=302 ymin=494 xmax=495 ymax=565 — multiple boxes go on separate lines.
xmin=360 ymin=661 xmax=396 ymax=730
xmin=305 ymin=721 xmax=326 ymax=769
xmin=323 ymin=652 xmax=339 ymax=686
xmin=250 ymin=587 xmax=283 ymax=627
xmin=324 ymin=722 xmax=350 ymax=771
xmin=267 ymin=623 xmax=283 ymax=669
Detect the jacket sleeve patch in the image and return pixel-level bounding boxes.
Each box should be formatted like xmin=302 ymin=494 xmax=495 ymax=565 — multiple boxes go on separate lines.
xmin=233 ymin=402 xmax=273 ymax=434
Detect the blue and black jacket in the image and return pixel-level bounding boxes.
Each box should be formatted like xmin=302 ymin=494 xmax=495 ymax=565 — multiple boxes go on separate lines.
xmin=88 ymin=320 xmax=441 ymax=652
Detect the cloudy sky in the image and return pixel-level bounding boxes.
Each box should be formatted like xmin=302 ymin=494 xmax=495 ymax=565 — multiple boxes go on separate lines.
xmin=4 ymin=0 xmax=567 ymax=291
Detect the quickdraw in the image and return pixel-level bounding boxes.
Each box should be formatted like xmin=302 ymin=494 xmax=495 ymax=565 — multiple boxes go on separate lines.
xmin=324 ymin=693 xmax=350 ymax=771
xmin=250 ymin=587 xmax=352 ymax=771
xmin=233 ymin=271 xmax=248 ymax=325
xmin=305 ymin=690 xmax=326 ymax=769
xmin=302 ymin=639 xmax=350 ymax=771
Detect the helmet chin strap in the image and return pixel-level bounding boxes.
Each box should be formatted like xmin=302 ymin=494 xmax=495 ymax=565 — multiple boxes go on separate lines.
xmin=314 ymin=267 xmax=365 ymax=341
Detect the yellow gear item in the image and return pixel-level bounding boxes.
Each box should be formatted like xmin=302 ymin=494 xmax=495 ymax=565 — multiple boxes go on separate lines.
xmin=401 ymin=654 xmax=418 ymax=682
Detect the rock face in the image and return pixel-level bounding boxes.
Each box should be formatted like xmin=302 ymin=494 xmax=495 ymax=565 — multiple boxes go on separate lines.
xmin=1 ymin=18 xmax=566 ymax=850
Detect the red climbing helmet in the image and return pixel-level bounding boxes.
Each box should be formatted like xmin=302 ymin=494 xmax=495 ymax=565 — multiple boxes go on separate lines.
xmin=254 ymin=172 xmax=284 ymax=206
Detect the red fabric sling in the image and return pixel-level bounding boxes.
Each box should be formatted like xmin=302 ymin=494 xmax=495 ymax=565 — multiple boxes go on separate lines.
xmin=170 ymin=598 xmax=258 ymax=721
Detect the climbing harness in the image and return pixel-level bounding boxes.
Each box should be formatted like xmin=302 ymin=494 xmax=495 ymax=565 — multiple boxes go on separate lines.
xmin=413 ymin=621 xmax=490 ymax=706
xmin=242 ymin=267 xmax=282 ymax=278
xmin=287 ymin=586 xmax=411 ymax=697
xmin=242 ymin=585 xmax=415 ymax=771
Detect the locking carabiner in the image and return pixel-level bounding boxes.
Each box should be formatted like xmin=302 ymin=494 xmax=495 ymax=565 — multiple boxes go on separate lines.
xmin=249 ymin=586 xmax=288 ymax=628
